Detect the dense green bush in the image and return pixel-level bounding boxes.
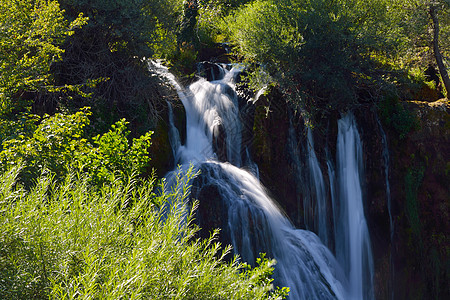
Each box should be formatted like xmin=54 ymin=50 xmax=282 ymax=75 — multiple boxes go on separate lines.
xmin=220 ymin=0 xmax=404 ymax=114
xmin=208 ymin=0 xmax=449 ymax=117
xmin=77 ymin=118 xmax=153 ymax=186
xmin=0 ymin=108 xmax=153 ymax=188
xmin=0 ymin=167 xmax=288 ymax=299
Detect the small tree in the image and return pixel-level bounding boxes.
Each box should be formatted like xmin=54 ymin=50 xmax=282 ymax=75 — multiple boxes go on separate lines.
xmin=0 ymin=0 xmax=86 ymax=116
xmin=429 ymin=1 xmax=450 ymax=96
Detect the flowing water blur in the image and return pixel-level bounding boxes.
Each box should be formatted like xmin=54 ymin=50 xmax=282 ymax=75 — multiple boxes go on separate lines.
xmin=152 ymin=61 xmax=376 ymax=299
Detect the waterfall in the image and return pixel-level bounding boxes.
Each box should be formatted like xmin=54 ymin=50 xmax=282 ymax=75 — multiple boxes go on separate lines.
xmin=289 ymin=114 xmax=374 ymax=299
xmin=305 ymin=127 xmax=329 ymax=246
xmin=326 ymin=149 xmax=338 ymax=253
xmin=335 ymin=113 xmax=375 ymax=300
xmin=195 ymin=162 xmax=347 ymax=299
xmin=155 ymin=61 xmax=348 ymax=299
xmin=167 ymin=101 xmax=181 ymax=162
xmin=377 ymin=117 xmax=393 ymax=240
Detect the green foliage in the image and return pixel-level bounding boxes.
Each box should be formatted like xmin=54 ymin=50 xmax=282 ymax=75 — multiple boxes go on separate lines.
xmin=220 ymin=0 xmax=403 ymax=114
xmin=0 ymin=0 xmax=87 ymax=116
xmin=0 ymin=167 xmax=288 ymax=299
xmin=378 ymin=95 xmax=419 ymax=139
xmin=392 ymin=0 xmax=450 ymax=69
xmin=60 ymin=0 xmax=183 ymax=58
xmin=77 ymin=118 xmax=153 ymax=186
xmin=54 ymin=0 xmax=186 ymax=130
xmin=0 ymin=108 xmax=153 ymax=188
xmin=0 ymin=108 xmax=91 ymax=184
xmin=209 ymin=0 xmax=449 ymax=117
xmin=197 ymin=0 xmax=253 ymax=44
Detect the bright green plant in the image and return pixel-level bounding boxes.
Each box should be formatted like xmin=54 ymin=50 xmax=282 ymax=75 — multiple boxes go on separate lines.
xmin=0 ymin=166 xmax=288 ymax=299
xmin=77 ymin=118 xmax=153 ymax=186
xmin=217 ymin=0 xmax=447 ymax=116
xmin=222 ymin=1 xmax=373 ymax=112
xmin=0 ymin=0 xmax=86 ymax=116
xmin=0 ymin=108 xmax=92 ymax=185
xmin=0 ymin=108 xmax=153 ymax=188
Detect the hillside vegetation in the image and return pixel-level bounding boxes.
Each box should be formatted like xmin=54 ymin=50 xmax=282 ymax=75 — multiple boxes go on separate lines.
xmin=0 ymin=0 xmax=448 ymax=298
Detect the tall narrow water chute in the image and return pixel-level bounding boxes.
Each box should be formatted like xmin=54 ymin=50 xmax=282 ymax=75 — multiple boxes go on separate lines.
xmin=166 ymin=101 xmax=181 ymax=162
xmin=377 ymin=117 xmax=393 ymax=240
xmin=326 ymin=149 xmax=338 ymax=253
xmin=335 ymin=113 xmax=375 ymax=300
xmin=305 ymin=127 xmax=329 ymax=246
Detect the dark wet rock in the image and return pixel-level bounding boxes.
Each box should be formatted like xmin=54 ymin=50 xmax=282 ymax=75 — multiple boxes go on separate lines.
xmin=197 ymin=61 xmax=226 ymax=81
xmin=386 ymin=99 xmax=449 ymax=299
xmin=212 ymin=118 xmax=227 ymax=162
xmin=250 ymin=88 xmax=302 ymax=227
xmin=150 ymin=97 xmax=186 ymax=177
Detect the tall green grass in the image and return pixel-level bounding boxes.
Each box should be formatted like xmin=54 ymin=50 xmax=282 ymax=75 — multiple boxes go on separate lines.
xmin=0 ymin=167 xmax=287 ymax=299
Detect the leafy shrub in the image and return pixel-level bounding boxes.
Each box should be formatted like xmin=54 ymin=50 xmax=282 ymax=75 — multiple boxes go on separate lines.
xmin=0 ymin=108 xmax=153 ymax=188
xmin=77 ymin=118 xmax=153 ymax=186
xmin=0 ymin=167 xmax=288 ymax=299
xmin=0 ymin=108 xmax=92 ymax=185
xmin=220 ymin=0 xmax=405 ymax=113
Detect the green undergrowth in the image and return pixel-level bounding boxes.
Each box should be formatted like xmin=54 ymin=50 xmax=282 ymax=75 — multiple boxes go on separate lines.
xmin=0 ymin=166 xmax=288 ymax=300
xmin=378 ymin=95 xmax=419 ymax=140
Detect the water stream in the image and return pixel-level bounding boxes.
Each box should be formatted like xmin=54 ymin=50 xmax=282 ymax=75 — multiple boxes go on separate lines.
xmin=335 ymin=114 xmax=375 ymax=299
xmin=153 ymin=61 xmax=375 ymax=299
xmin=305 ymin=127 xmax=329 ymax=246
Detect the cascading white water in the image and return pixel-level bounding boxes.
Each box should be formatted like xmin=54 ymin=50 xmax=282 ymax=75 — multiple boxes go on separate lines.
xmin=326 ymin=149 xmax=338 ymax=252
xmin=197 ymin=162 xmax=347 ymax=299
xmin=156 ymin=61 xmax=348 ymax=299
xmin=289 ymin=115 xmax=375 ymax=299
xmin=167 ymin=101 xmax=182 ymax=161
xmin=335 ymin=113 xmax=375 ymax=300
xmin=305 ymin=128 xmax=329 ymax=246
xmin=185 ymin=71 xmax=242 ymax=166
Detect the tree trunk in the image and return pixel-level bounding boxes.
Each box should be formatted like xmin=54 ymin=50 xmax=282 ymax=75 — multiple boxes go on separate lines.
xmin=430 ymin=5 xmax=450 ymax=98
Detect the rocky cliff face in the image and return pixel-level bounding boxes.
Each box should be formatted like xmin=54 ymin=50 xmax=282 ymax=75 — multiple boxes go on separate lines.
xmin=249 ymin=93 xmax=449 ymax=299
xmin=250 ymin=90 xmax=303 ymax=226
xmin=386 ymin=99 xmax=449 ymax=299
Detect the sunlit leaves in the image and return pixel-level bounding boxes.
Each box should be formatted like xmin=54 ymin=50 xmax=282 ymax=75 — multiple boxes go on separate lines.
xmin=0 ymin=166 xmax=287 ymax=299
xmin=0 ymin=108 xmax=153 ymax=188
xmin=0 ymin=0 xmax=87 ymax=115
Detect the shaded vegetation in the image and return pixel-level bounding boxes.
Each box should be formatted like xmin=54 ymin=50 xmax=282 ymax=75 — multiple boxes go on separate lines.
xmin=378 ymin=95 xmax=419 ymax=140
xmin=0 ymin=108 xmax=153 ymax=188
